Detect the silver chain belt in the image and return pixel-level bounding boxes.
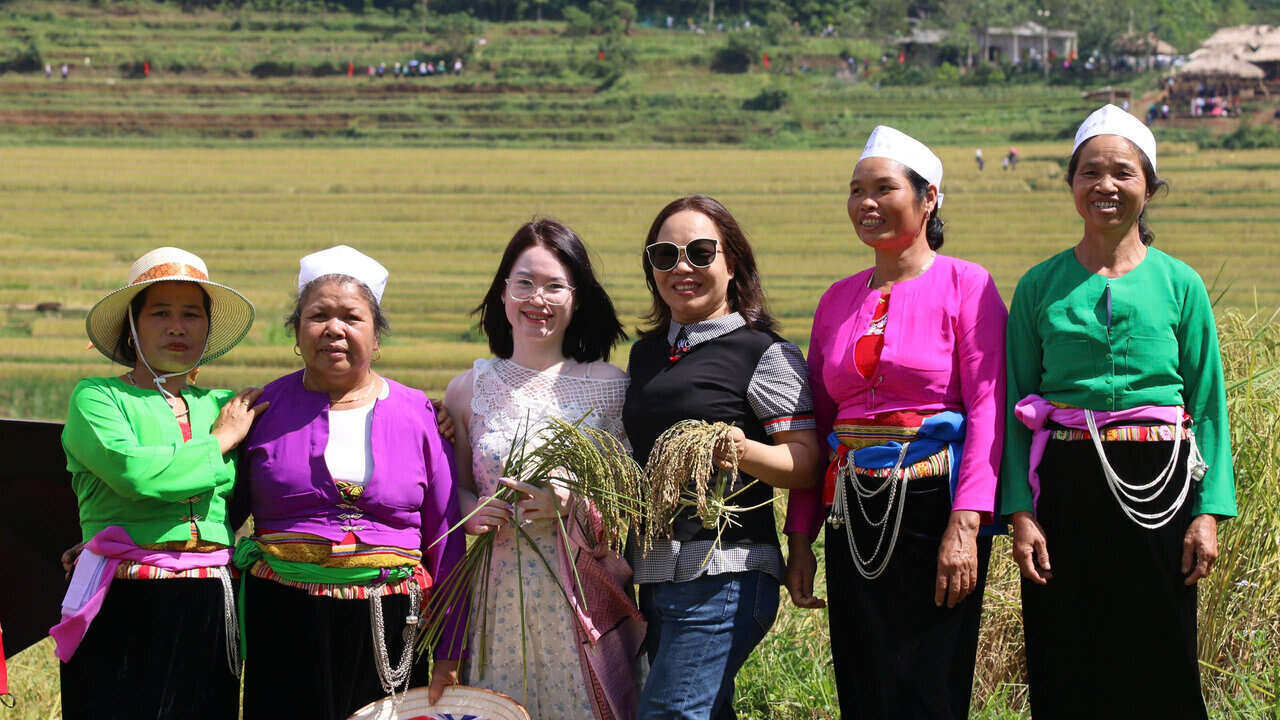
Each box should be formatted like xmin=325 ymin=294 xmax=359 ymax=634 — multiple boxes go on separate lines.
xmin=827 ymin=441 xmax=913 ymax=580
xmin=370 ymin=580 xmax=423 ymax=700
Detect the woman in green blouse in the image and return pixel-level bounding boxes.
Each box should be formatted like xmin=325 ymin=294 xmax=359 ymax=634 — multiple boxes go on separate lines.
xmin=56 ymin=247 xmax=263 ymax=720
xmin=1001 ymin=106 xmax=1234 ymax=719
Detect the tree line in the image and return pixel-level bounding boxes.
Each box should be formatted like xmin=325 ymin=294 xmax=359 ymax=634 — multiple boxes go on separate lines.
xmin=26 ymin=0 xmax=1280 ymax=53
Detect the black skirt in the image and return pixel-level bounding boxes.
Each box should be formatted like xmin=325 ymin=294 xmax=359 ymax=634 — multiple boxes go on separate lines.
xmin=240 ymin=573 xmax=431 ymax=720
xmin=59 ymin=577 xmax=238 ymax=720
xmin=1021 ymin=438 xmax=1207 ymax=720
xmin=824 ymin=473 xmax=991 ymax=720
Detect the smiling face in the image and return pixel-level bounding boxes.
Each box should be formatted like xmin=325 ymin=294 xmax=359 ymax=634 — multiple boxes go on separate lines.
xmin=651 ymin=209 xmax=734 ymax=325
xmin=503 ymin=244 xmax=575 ymax=350
xmin=296 ymin=278 xmax=379 ymax=389
xmin=1070 ymin=135 xmax=1151 ymax=237
xmin=131 ymin=281 xmax=209 ymax=373
xmin=847 ymin=157 xmax=936 ymax=251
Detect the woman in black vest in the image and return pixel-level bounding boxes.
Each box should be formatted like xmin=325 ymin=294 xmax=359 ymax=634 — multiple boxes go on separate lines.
xmin=623 ymin=195 xmax=822 ymax=720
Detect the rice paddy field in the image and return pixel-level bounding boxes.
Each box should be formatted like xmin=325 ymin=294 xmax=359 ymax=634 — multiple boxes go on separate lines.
xmin=2 ymin=142 xmax=1279 ymax=719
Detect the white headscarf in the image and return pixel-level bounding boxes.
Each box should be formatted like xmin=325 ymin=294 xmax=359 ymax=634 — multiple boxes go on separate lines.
xmin=858 ymin=125 xmax=945 ymax=207
xmin=297 ymin=245 xmax=389 ymax=303
xmin=1072 ymin=104 xmax=1158 ymax=171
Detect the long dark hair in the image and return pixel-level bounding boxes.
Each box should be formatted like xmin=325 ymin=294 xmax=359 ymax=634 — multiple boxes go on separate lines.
xmin=474 ymin=218 xmax=626 ymax=363
xmin=639 ymin=195 xmax=776 ymax=339
xmin=1066 ymin=136 xmax=1169 ymax=246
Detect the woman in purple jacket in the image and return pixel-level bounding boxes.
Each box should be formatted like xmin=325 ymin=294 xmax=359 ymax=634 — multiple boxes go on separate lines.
xmin=233 ymin=246 xmax=465 ymax=719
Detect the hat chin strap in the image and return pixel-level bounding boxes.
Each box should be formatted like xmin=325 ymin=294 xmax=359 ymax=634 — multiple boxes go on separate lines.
xmin=127 ymin=312 xmax=210 ymax=401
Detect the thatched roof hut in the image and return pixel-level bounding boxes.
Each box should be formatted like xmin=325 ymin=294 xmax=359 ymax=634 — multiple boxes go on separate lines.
xmin=1201 ymin=25 xmax=1275 ymax=51
xmin=1244 ymin=44 xmax=1280 ymax=63
xmin=1243 ymin=43 xmax=1280 ymax=80
xmin=1115 ymin=33 xmax=1178 ymax=56
xmin=1179 ymin=54 xmax=1265 ymax=78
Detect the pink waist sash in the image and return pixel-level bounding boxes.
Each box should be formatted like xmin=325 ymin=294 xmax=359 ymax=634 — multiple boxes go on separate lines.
xmin=1015 ymin=394 xmax=1185 ymax=511
xmin=50 ymin=526 xmax=232 ymax=662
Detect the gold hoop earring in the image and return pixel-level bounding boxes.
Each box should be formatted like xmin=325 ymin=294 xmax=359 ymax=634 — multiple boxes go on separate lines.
xmin=127 ymin=336 xmax=135 ymax=347
xmin=293 ymin=345 xmax=301 ymax=356
xmin=373 ymin=349 xmax=381 ymax=362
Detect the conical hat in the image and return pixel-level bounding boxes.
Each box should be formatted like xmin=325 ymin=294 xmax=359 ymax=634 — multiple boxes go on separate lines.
xmin=84 ymin=247 xmax=254 ymax=366
xmin=347 ymin=686 xmax=530 ymax=720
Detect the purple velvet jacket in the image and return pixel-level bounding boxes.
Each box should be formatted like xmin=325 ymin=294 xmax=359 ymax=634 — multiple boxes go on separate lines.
xmin=237 ymin=370 xmax=466 ymax=657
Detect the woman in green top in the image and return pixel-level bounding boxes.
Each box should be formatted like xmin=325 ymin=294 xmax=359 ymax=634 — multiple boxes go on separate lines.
xmin=57 ymin=247 xmax=264 ymax=720
xmin=1001 ymin=105 xmax=1235 ymax=719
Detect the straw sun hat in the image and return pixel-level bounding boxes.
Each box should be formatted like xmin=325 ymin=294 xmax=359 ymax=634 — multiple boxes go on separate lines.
xmin=347 ymin=686 xmax=531 ymax=720
xmin=85 ymin=247 xmax=254 ymax=366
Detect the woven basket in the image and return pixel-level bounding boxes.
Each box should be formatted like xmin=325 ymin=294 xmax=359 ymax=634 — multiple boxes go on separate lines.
xmin=347 ymin=686 xmax=530 ymax=720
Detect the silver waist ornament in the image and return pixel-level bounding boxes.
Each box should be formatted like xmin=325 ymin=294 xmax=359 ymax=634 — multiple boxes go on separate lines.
xmin=827 ymin=441 xmax=913 ymax=581
xmin=370 ymin=580 xmax=424 ymax=701
xmin=1085 ymin=409 xmax=1207 ymax=530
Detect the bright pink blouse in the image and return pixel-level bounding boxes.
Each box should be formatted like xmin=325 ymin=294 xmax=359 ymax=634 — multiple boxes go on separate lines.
xmin=785 ymin=254 xmax=1008 ymax=538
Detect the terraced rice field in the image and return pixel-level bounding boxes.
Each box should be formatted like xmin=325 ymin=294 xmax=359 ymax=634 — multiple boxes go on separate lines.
xmin=3 ymin=143 xmax=1279 ymax=419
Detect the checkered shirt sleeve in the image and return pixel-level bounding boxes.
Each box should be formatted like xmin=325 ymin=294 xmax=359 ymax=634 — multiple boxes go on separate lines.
xmin=747 ymin=341 xmax=816 ymax=435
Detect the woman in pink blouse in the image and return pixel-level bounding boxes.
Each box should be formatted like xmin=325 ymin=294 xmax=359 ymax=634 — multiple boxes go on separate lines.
xmin=784 ymin=126 xmax=1007 ymax=719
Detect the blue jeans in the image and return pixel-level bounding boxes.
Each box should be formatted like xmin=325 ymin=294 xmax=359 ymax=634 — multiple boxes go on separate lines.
xmin=637 ymin=571 xmax=781 ymax=720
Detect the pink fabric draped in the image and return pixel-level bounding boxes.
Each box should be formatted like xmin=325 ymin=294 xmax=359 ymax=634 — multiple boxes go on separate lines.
xmin=49 ymin=526 xmax=231 ymax=661
xmin=556 ymin=501 xmax=644 ymax=720
xmin=1014 ymin=394 xmax=1184 ymax=511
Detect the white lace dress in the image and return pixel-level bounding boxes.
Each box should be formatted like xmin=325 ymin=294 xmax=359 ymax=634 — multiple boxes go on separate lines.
xmin=465 ymin=357 xmax=629 ymax=719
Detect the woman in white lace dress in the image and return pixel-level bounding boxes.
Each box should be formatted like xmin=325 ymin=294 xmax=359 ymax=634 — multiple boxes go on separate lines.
xmin=443 ymin=219 xmax=644 ymax=720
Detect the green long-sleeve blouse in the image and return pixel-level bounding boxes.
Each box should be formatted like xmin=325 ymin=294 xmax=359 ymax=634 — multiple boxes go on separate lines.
xmin=1000 ymin=247 xmax=1236 ymax=518
xmin=62 ymin=376 xmax=238 ymax=544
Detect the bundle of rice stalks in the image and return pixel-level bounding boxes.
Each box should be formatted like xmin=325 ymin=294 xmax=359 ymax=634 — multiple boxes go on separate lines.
xmin=417 ymin=412 xmax=645 ymax=673
xmin=640 ymin=419 xmax=776 ymax=560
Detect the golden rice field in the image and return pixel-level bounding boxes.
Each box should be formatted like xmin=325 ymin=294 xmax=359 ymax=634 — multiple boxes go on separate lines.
xmin=2 ymin=145 xmax=1280 ymax=720
xmin=2 ymin=143 xmax=1279 ymax=416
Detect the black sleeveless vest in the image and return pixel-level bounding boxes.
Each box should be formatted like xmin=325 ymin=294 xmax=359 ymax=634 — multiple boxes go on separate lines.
xmin=623 ymin=324 xmax=782 ymax=547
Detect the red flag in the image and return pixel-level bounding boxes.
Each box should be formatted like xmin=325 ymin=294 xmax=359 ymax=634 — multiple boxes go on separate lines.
xmin=598 ymin=49 xmax=606 ymax=60
xmin=762 ymin=52 xmax=770 ymax=68
xmin=143 ymin=60 xmax=150 ymax=76
xmin=1 ymin=624 xmax=9 ymax=699
xmin=898 ymin=50 xmax=905 ymax=64
xmin=347 ymin=61 xmax=354 ymax=77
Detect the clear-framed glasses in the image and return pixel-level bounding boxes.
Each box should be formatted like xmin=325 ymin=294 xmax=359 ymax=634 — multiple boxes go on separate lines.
xmin=505 ymin=277 xmax=575 ymax=305
xmin=644 ymin=237 xmax=721 ymax=272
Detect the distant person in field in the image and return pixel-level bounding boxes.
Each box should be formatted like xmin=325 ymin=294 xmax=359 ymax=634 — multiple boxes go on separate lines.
xmin=1006 ymin=146 xmax=1019 ymax=170
xmin=232 ymin=246 xmax=465 ymax=717
xmin=1001 ymin=104 xmax=1236 ymax=720
xmin=61 ymin=63 xmax=68 ymax=80
xmin=54 ymin=247 xmax=261 ymax=720
xmin=626 ymin=195 xmax=822 ymax=719
xmin=784 ymin=126 xmax=1006 ymax=720
xmin=44 ymin=63 xmax=51 ymax=78
xmin=975 ymin=148 xmax=984 ymax=171
xmin=442 ymin=219 xmax=642 ymax=720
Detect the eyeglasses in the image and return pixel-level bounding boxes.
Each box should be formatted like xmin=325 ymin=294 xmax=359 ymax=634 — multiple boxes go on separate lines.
xmin=645 ymin=238 xmax=721 ymax=272
xmin=505 ymin=278 xmax=575 ymax=306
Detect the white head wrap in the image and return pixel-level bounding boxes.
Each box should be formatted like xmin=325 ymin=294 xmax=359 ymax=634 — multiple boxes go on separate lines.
xmin=297 ymin=245 xmax=389 ymax=303
xmin=858 ymin=125 xmax=944 ymax=207
xmin=1072 ymin=104 xmax=1158 ymax=171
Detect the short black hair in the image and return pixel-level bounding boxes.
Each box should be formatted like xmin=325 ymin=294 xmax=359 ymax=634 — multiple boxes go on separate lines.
xmin=474 ymin=218 xmax=626 ymax=363
xmin=113 ymin=282 xmax=212 ymax=366
xmin=638 ymin=194 xmax=776 ymax=339
xmin=286 ymin=274 xmax=390 ymax=339
xmin=1066 ymin=136 xmax=1169 ymax=246
xmin=903 ymin=166 xmax=945 ymax=251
